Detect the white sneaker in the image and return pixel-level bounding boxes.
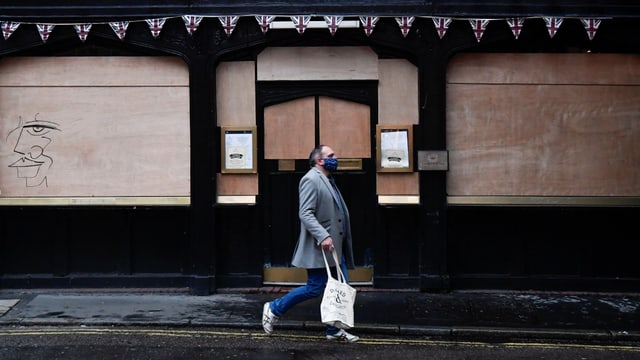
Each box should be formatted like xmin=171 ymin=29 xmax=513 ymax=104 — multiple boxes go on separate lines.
xmin=262 ymin=302 xmax=279 ymax=334
xmin=326 ymin=329 xmax=360 ymax=343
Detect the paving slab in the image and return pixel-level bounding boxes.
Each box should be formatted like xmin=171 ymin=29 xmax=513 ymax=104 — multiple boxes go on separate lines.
xmin=0 ymin=299 xmax=19 ymax=316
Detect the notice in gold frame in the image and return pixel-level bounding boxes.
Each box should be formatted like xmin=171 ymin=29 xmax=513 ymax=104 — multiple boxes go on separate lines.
xmin=221 ymin=126 xmax=257 ymax=173
xmin=376 ymin=125 xmax=413 ymax=172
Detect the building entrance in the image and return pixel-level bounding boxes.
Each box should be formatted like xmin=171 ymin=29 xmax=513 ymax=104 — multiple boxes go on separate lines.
xmin=258 ymin=89 xmax=377 ymax=285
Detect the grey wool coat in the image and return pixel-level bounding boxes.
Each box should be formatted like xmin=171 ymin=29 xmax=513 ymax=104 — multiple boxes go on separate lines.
xmin=290 ymin=166 xmax=355 ymax=270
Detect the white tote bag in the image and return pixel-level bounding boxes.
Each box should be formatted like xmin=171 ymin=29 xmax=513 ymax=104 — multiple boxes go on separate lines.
xmin=320 ymin=248 xmax=357 ymax=329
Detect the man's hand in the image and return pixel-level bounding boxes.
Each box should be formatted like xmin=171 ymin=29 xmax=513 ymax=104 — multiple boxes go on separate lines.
xmin=321 ymin=237 xmax=334 ymax=251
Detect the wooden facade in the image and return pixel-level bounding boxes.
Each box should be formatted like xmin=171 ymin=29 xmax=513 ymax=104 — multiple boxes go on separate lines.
xmin=0 ymin=1 xmax=638 ymax=294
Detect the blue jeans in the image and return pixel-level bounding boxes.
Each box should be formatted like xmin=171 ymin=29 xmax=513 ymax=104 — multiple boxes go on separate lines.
xmin=269 ymin=261 xmax=349 ymax=335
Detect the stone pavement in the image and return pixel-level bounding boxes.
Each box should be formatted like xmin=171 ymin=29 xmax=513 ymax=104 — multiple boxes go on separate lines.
xmin=1 ymin=288 xmax=639 ymax=343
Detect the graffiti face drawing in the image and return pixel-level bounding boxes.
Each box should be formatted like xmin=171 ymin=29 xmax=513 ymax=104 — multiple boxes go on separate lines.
xmin=7 ymin=114 xmax=61 ymax=187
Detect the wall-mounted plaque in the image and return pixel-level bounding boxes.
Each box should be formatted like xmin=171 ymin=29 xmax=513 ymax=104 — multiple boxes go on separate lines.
xmin=338 ymin=158 xmax=363 ymax=171
xmin=418 ymin=150 xmax=449 ymax=171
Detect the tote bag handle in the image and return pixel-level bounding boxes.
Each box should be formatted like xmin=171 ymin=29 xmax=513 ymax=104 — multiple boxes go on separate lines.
xmin=322 ymin=248 xmax=346 ymax=283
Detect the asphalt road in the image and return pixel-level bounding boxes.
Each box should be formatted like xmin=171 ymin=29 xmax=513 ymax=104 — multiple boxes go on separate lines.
xmin=1 ymin=326 xmax=639 ymax=359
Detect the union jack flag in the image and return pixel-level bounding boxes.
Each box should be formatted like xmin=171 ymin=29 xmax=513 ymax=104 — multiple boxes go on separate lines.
xmin=255 ymin=15 xmax=275 ymax=34
xmin=581 ymin=18 xmax=601 ymax=41
xmin=469 ymin=19 xmax=490 ymax=42
xmin=544 ymin=17 xmax=563 ymax=38
xmin=73 ymin=24 xmax=92 ymax=42
xmin=395 ymin=16 xmax=414 ymax=37
xmin=324 ymin=16 xmax=343 ymax=36
xmin=1 ymin=21 xmax=20 ymax=40
xmin=36 ymin=24 xmax=55 ymax=42
xmin=291 ymin=16 xmax=311 ymax=34
xmin=219 ymin=16 xmax=239 ymax=37
xmin=182 ymin=15 xmax=202 ymax=36
xmin=432 ymin=17 xmax=451 ymax=39
xmin=507 ymin=18 xmax=525 ymax=39
xmin=109 ymin=21 xmax=129 ymax=40
xmin=146 ymin=18 xmax=166 ymax=38
xmin=359 ymin=16 xmax=378 ymax=37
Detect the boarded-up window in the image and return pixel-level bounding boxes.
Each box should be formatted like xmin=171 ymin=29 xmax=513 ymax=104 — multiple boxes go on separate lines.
xmin=0 ymin=57 xmax=190 ymax=204
xmin=446 ymin=54 xmax=640 ymax=202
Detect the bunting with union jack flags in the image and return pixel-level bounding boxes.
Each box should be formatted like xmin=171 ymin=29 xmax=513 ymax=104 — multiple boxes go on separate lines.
xmin=1 ymin=21 xmax=19 ymax=40
xmin=145 ymin=18 xmax=166 ymax=38
xmin=74 ymin=24 xmax=92 ymax=42
xmin=395 ymin=16 xmax=414 ymax=37
xmin=324 ymin=16 xmax=343 ymax=36
xmin=432 ymin=17 xmax=451 ymax=39
xmin=291 ymin=16 xmax=311 ymax=34
xmin=359 ymin=16 xmax=378 ymax=37
xmin=219 ymin=16 xmax=239 ymax=37
xmin=0 ymin=16 xmax=611 ymax=45
xmin=109 ymin=21 xmax=129 ymax=40
xmin=544 ymin=17 xmax=563 ymax=38
xmin=182 ymin=16 xmax=203 ymax=36
xmin=255 ymin=16 xmax=275 ymax=34
xmin=581 ymin=18 xmax=601 ymax=40
xmin=36 ymin=24 xmax=55 ymax=42
xmin=469 ymin=19 xmax=490 ymax=42
xmin=507 ymin=17 xmax=525 ymax=39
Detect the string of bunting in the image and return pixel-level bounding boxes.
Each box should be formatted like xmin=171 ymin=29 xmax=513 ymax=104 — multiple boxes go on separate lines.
xmin=0 ymin=15 xmax=605 ymax=43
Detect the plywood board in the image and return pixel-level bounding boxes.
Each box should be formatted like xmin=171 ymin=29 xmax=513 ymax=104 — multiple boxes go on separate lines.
xmin=376 ymin=173 xmax=419 ymax=195
xmin=217 ymin=173 xmax=258 ymax=195
xmin=216 ymin=61 xmax=256 ymax=127
xmin=379 ymin=59 xmax=419 ymax=125
xmin=257 ymin=47 xmax=378 ymax=81
xmin=319 ymin=97 xmax=371 ymax=158
xmin=0 ymin=57 xmax=190 ymax=199
xmin=0 ymin=57 xmax=188 ymax=86
xmin=448 ymin=53 xmax=640 ymax=85
xmin=447 ymin=83 xmax=640 ymax=196
xmin=264 ymin=97 xmax=315 ymax=159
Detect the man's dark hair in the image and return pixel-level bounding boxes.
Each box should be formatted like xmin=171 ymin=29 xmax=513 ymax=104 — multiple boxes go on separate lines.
xmin=309 ymin=145 xmax=325 ymax=167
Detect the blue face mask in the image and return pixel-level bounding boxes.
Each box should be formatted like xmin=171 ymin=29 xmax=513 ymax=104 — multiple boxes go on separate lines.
xmin=322 ymin=157 xmax=338 ymax=172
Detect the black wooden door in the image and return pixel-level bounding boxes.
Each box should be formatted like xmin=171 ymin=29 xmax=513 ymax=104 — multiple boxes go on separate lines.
xmin=258 ymin=82 xmax=377 ymax=283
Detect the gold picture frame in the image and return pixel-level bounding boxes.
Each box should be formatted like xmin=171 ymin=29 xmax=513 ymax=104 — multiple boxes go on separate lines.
xmin=376 ymin=125 xmax=413 ymax=172
xmin=221 ymin=126 xmax=257 ymax=173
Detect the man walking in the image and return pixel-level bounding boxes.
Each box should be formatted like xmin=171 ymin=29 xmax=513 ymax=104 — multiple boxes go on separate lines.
xmin=262 ymin=144 xmax=359 ymax=343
